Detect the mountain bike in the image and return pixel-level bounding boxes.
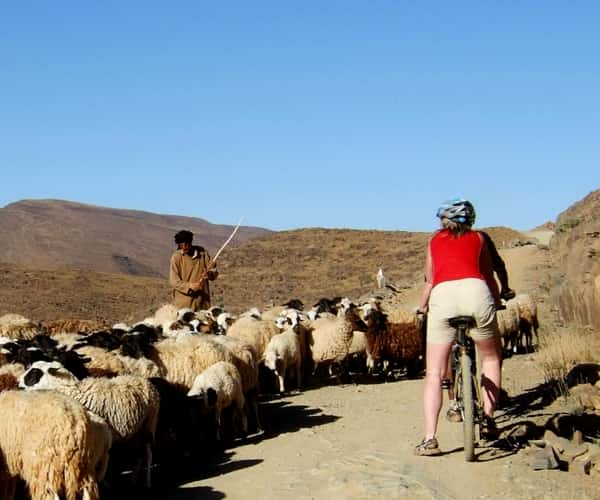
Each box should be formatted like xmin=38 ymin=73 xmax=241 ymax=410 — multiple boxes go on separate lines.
xmin=448 ymin=306 xmax=505 ymax=461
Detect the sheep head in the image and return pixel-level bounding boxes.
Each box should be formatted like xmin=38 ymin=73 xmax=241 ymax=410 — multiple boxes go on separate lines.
xmin=187 ymin=385 xmax=218 ymax=409
xmin=216 ymin=312 xmax=234 ymax=333
xmin=19 ymin=360 xmax=78 ymax=390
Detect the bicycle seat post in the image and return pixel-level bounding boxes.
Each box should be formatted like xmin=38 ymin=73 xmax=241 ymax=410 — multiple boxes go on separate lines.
xmin=448 ymin=316 xmax=476 ymax=346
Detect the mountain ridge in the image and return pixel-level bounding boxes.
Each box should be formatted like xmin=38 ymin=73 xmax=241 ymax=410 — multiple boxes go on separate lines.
xmin=0 ymin=199 xmax=272 ymax=277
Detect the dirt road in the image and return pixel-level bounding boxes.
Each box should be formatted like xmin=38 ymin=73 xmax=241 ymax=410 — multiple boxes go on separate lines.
xmin=163 ymin=245 xmax=599 ymax=500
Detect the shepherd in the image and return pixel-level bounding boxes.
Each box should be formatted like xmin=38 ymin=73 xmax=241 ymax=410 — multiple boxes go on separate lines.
xmin=169 ymin=219 xmax=244 ymax=311
xmin=169 ymin=230 xmax=219 ymax=311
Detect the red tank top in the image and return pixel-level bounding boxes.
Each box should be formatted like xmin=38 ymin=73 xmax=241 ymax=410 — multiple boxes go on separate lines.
xmin=430 ymin=229 xmax=484 ymax=287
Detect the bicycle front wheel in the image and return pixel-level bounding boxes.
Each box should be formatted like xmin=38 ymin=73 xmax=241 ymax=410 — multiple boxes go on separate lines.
xmin=460 ymin=351 xmax=476 ymax=461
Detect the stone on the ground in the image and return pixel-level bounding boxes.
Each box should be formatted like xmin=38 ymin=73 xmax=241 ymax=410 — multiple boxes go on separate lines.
xmin=569 ymin=383 xmax=600 ymax=411
xmin=569 ymin=456 xmax=591 ymax=475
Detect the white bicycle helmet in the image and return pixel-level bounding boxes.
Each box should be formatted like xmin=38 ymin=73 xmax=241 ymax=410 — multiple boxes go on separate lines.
xmin=436 ymin=198 xmax=476 ymax=226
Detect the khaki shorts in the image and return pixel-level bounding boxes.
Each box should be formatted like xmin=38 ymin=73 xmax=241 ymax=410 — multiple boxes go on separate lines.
xmin=427 ymin=278 xmax=499 ymax=344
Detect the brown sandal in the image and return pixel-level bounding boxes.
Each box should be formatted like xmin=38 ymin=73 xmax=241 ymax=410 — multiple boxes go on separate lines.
xmin=414 ymin=437 xmax=442 ymax=456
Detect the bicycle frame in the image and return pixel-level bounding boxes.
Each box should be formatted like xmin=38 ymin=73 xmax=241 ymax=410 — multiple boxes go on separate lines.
xmin=451 ymin=319 xmax=484 ymax=461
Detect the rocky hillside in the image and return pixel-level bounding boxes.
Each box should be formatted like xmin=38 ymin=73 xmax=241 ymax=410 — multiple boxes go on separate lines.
xmin=550 ymin=189 xmax=600 ymax=329
xmin=0 ymin=223 xmax=528 ymax=323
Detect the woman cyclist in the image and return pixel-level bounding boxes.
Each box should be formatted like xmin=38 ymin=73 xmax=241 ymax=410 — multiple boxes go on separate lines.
xmin=415 ymin=198 xmax=503 ymax=456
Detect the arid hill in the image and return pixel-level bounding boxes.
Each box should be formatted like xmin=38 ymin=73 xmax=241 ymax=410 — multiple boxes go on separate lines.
xmin=0 ymin=218 xmax=528 ymax=323
xmin=0 ymin=199 xmax=271 ymax=277
xmin=550 ymin=189 xmax=600 ymax=329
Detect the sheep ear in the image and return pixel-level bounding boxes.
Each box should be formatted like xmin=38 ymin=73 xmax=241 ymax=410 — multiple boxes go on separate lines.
xmin=48 ymin=367 xmax=73 ymax=379
xmin=207 ymin=387 xmax=218 ymax=406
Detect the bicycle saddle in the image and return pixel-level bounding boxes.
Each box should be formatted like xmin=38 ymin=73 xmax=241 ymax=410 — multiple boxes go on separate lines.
xmin=448 ymin=316 xmax=476 ymax=329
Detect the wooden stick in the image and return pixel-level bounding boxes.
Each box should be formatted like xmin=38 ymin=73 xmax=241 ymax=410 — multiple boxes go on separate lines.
xmin=210 ymin=216 xmax=245 ymax=265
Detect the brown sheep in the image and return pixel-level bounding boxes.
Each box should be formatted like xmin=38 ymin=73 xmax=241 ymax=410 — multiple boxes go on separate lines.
xmin=42 ymin=318 xmax=109 ymax=335
xmin=362 ymin=308 xmax=425 ymax=378
xmin=515 ymin=293 xmax=539 ymax=352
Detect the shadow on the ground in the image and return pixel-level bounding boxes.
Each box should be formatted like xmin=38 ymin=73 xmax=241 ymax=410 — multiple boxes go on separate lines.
xmin=145 ymin=397 xmax=340 ymax=496
xmin=282 ymin=368 xmax=423 ymax=395
xmin=545 ymin=412 xmax=600 ymax=440
xmin=497 ymin=381 xmax=562 ymax=421
xmin=443 ymin=438 xmax=522 ymax=462
xmin=475 ymin=441 xmax=521 ymax=462
xmin=255 ymin=397 xmax=341 ymax=439
xmin=149 ymin=485 xmax=225 ymax=500
xmin=147 ymin=449 xmax=262 ymax=499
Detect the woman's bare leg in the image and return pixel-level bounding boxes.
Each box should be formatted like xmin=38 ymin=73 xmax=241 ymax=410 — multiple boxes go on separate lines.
xmin=423 ymin=342 xmax=453 ymax=439
xmin=475 ymin=336 xmax=502 ymax=416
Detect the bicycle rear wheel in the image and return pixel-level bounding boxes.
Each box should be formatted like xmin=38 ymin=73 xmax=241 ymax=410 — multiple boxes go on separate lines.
xmin=460 ymin=351 xmax=476 ymax=461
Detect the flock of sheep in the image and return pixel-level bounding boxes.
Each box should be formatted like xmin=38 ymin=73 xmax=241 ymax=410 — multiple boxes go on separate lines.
xmin=0 ymin=292 xmax=539 ymax=499
xmin=496 ymin=293 xmax=540 ymax=355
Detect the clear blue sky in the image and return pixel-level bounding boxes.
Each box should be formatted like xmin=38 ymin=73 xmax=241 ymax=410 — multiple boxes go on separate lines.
xmin=1 ymin=2 xmax=598 ymax=232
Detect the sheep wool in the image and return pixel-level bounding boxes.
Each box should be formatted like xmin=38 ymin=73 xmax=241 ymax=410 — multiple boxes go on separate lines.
xmin=0 ymin=313 xmax=42 ymax=340
xmin=150 ymin=334 xmax=235 ymax=391
xmin=188 ymin=360 xmax=248 ymax=439
xmin=264 ymin=326 xmax=303 ymax=393
xmin=308 ymin=305 xmax=364 ymax=369
xmin=363 ymin=309 xmax=424 ymax=377
xmin=497 ymin=303 xmax=520 ymax=354
xmin=515 ymin=293 xmax=540 ymax=351
xmin=0 ymin=390 xmax=101 ymax=500
xmin=74 ymin=344 xmax=162 ymax=378
xmin=42 ymin=318 xmax=108 ymax=335
xmin=226 ymin=315 xmax=281 ymax=361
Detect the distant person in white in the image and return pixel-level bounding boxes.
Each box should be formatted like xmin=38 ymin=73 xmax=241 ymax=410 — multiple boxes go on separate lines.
xmin=376 ymin=268 xmax=386 ymax=289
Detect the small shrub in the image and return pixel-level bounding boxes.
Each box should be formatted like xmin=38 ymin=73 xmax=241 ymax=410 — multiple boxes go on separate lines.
xmin=557 ymin=218 xmax=581 ymax=233
xmin=536 ymin=328 xmax=598 ymax=396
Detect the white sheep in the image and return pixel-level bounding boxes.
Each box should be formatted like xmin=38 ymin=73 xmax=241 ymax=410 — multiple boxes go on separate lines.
xmin=187 ymin=361 xmax=248 ymax=440
xmin=216 ymin=312 xmax=235 ymax=333
xmin=264 ymin=324 xmax=303 ymax=393
xmin=149 ymin=334 xmax=235 ymax=391
xmin=0 ymin=313 xmax=42 ymax=340
xmin=147 ymin=303 xmax=184 ymax=333
xmin=239 ymin=307 xmax=262 ymax=319
xmin=201 ymin=334 xmax=262 ymax=434
xmin=19 ymin=361 xmax=160 ymax=489
xmin=0 ymin=389 xmax=104 ymax=500
xmin=203 ymin=335 xmax=259 ymax=394
xmin=226 ymin=314 xmax=281 ymax=361
xmin=497 ymin=302 xmax=521 ymax=355
xmin=85 ymin=410 xmax=114 ymax=487
xmin=308 ymin=301 xmax=366 ymax=376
